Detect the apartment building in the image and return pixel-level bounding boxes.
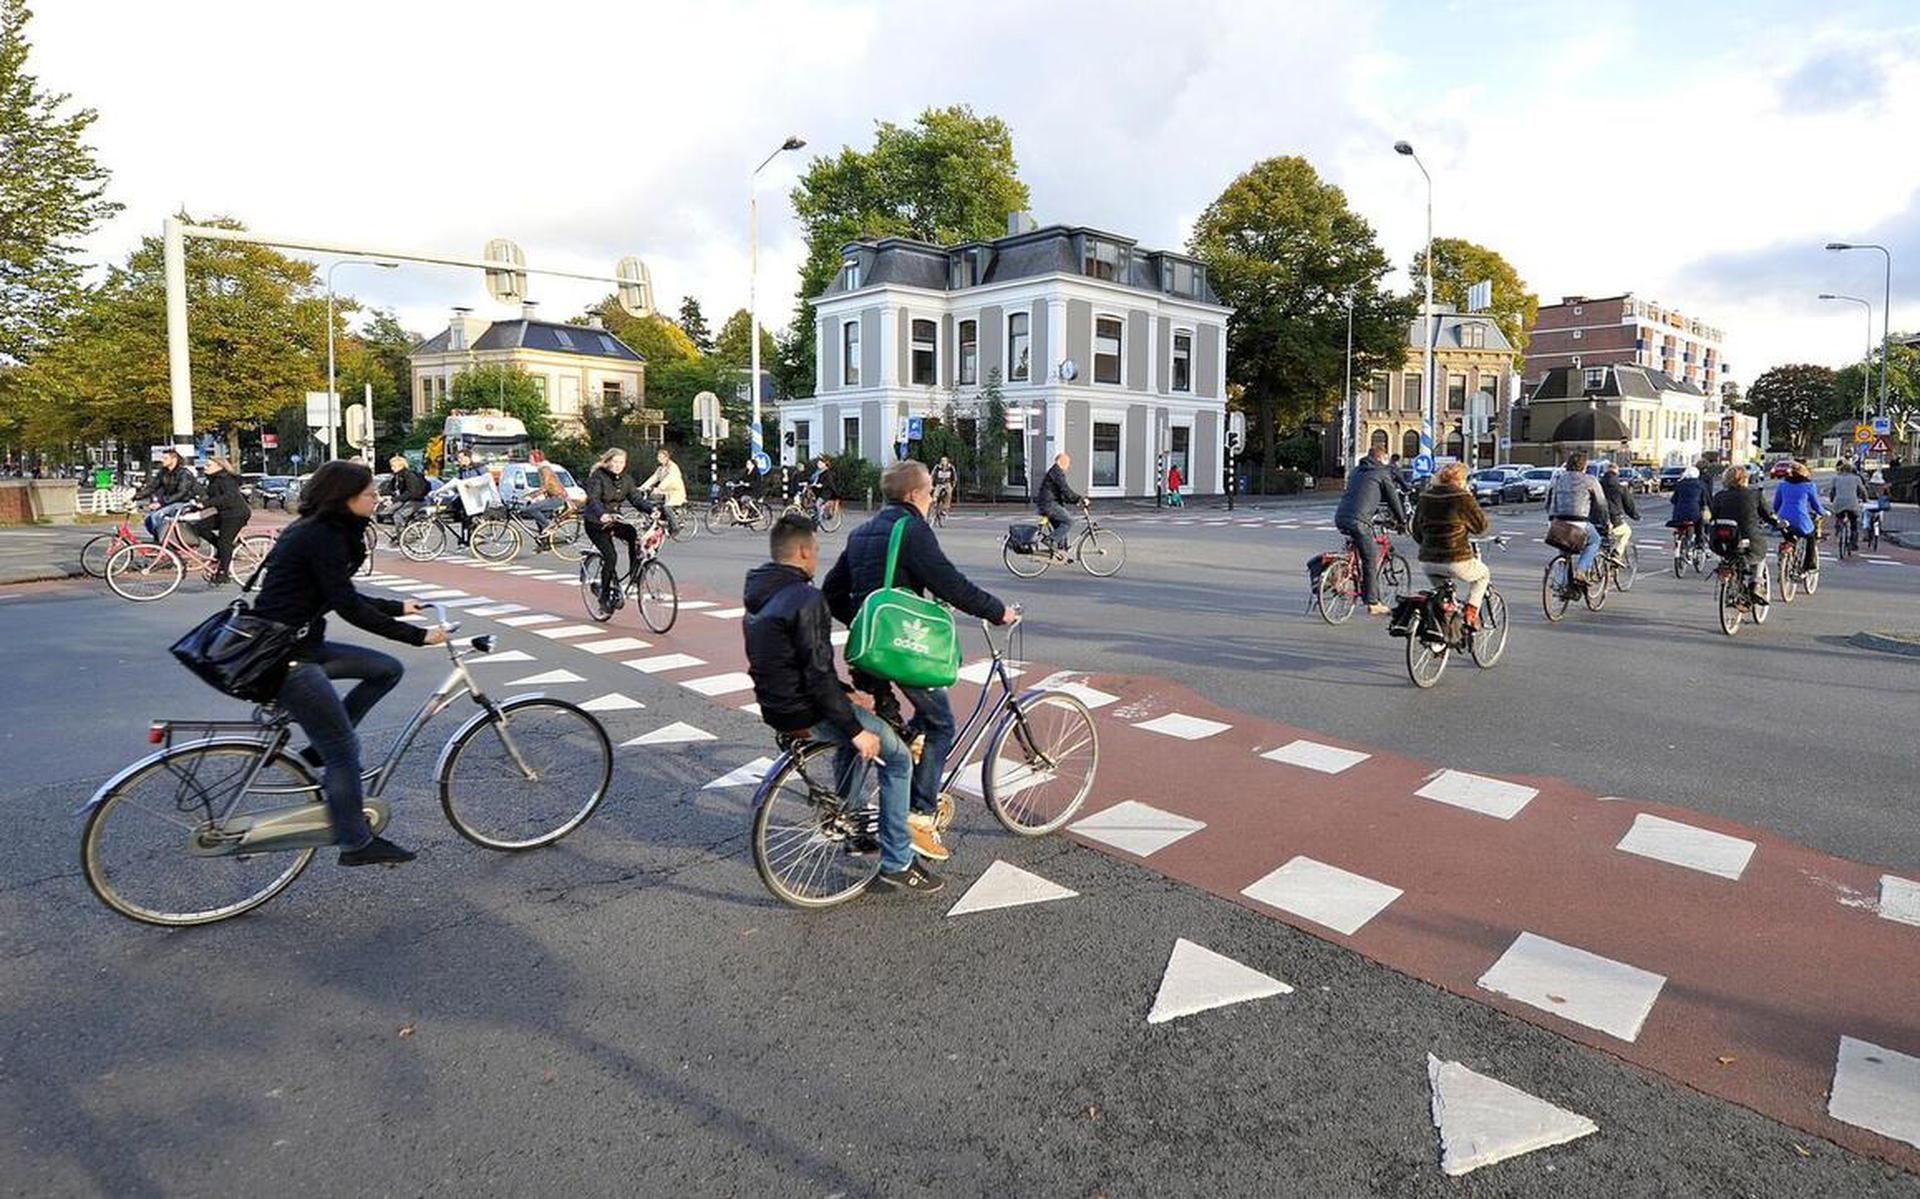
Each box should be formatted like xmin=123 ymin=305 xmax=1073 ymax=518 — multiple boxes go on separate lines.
xmin=410 ymin=303 xmax=650 ymax=438
xmin=1358 ymin=304 xmax=1517 ymax=466
xmin=1524 ymin=294 xmax=1726 ymax=396
xmin=783 ymin=214 xmax=1232 ymax=497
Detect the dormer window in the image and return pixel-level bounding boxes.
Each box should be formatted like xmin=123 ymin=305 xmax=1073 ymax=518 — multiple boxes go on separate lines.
xmin=1082 ymin=238 xmax=1122 ymax=281
xmin=1584 ymin=367 xmax=1607 ymax=391
xmin=841 ymin=259 xmax=861 ymax=290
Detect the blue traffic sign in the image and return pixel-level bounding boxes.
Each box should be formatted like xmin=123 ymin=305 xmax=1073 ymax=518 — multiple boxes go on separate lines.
xmin=289 ymin=453 xmax=303 ymax=466
xmin=1412 ymin=453 xmax=1435 ymax=473
xmin=751 ymin=451 xmax=772 ymax=475
xmin=906 ymin=416 xmax=924 ymax=441
xmin=1872 ymin=416 xmax=1893 ymax=436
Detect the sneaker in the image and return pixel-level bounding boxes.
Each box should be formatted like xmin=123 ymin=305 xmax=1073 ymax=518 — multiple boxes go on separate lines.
xmin=906 ymin=811 xmax=951 ymax=861
xmin=869 ymin=860 xmax=943 ymax=895
xmin=1751 ymin=590 xmax=1770 ymax=608
xmin=339 ymin=835 xmax=416 ymax=867
xmin=1365 ymin=603 xmax=1390 ymax=616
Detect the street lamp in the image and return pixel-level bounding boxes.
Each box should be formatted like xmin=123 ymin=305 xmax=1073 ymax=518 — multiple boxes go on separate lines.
xmin=1818 ymin=293 xmax=1874 ymax=428
xmin=1395 ymin=140 xmax=1434 ymax=465
xmin=749 ymin=135 xmax=806 ymax=472
xmin=1826 ymin=241 xmax=1892 ymax=417
xmin=325 ymin=259 xmax=399 ymax=461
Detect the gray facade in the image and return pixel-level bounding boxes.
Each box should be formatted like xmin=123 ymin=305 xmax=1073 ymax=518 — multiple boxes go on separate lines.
xmin=1196 ymin=324 xmax=1221 ymax=400
xmin=1066 ymin=300 xmax=1092 ymax=378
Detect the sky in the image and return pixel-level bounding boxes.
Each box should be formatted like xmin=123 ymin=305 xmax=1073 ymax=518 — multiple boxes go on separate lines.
xmin=30 ymin=0 xmax=1920 ymax=386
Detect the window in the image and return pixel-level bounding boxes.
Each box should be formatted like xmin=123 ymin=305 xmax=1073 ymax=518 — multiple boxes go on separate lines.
xmin=418 ymin=378 xmax=432 ymax=411
xmin=793 ymin=419 xmax=811 ymax=463
xmin=843 ymin=415 xmax=861 ymax=454
xmin=1402 ymin=373 xmax=1423 ymax=413
xmin=842 ymin=320 xmax=861 ymax=387
xmin=1172 ymin=330 xmax=1193 ymax=393
xmin=1448 ymin=374 xmax=1467 ymax=412
xmin=1462 ymin=323 xmax=1486 ymax=349
xmin=602 ymin=381 xmax=622 ymax=406
xmin=1370 ymin=374 xmax=1390 ymax=412
xmin=1370 ymin=428 xmax=1390 ymax=453
xmin=841 ymin=259 xmax=860 ymax=290
xmin=556 ymin=375 xmax=581 ymax=416
xmin=957 ymin=319 xmax=978 ymax=385
xmin=553 ymin=328 xmax=576 ymax=350
xmin=1083 ymin=238 xmax=1121 ymax=280
xmin=1094 ymin=316 xmax=1123 ymax=385
xmin=1005 ymin=427 xmax=1027 ymax=488
xmin=1584 ymin=367 xmax=1607 ymax=391
xmin=1401 ymin=429 xmax=1420 ymax=459
xmin=910 ymin=318 xmax=937 ymax=386
xmin=1169 ymin=425 xmax=1190 ymax=487
xmin=1007 ymin=312 xmax=1030 ymax=381
xmin=1165 ymin=259 xmax=1200 ymax=297
xmin=1091 ymin=421 xmax=1121 ymax=487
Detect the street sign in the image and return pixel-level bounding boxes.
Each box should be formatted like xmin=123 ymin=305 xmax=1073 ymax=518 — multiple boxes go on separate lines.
xmin=305 ymin=391 xmax=333 ymax=429
xmin=1413 ymin=453 xmax=1435 ymax=473
xmin=483 ymin=238 xmax=527 ymax=303
xmin=752 ymin=451 xmax=772 ymax=474
xmin=262 ymin=431 xmax=278 ymax=449
xmin=693 ymin=391 xmax=721 ymax=442
xmin=1855 ymin=423 xmax=1875 ymax=444
xmin=1466 ymin=280 xmax=1493 ymax=313
xmin=615 ymin=256 xmax=654 ymax=319
xmin=1870 ymin=435 xmax=1892 ymax=455
xmin=906 ymin=416 xmax=924 ymax=441
xmin=1873 ymin=416 xmax=1893 ymax=436
xmin=289 ymin=453 xmax=303 ymax=468
xmin=345 ymin=403 xmax=372 ymax=450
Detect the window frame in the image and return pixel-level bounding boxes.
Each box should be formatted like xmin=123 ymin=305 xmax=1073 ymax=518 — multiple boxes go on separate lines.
xmin=1007 ymin=311 xmax=1031 ymax=382
xmin=1093 ymin=313 xmax=1125 ymax=386
xmin=909 ymin=316 xmax=938 ymax=387
xmin=1090 ymin=418 xmax=1124 ymax=489
xmin=1171 ymin=328 xmax=1193 ymax=393
xmin=842 ymin=319 xmax=862 ymax=388
xmin=842 ymin=415 xmax=861 ymax=455
xmin=841 ymin=259 xmax=861 ymax=291
xmin=957 ymin=318 xmax=978 ymax=386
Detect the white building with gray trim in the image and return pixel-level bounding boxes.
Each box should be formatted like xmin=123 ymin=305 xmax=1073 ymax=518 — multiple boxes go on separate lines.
xmin=779 ymin=215 xmax=1233 ymax=498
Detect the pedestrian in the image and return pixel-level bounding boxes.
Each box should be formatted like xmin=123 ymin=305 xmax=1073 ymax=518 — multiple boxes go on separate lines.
xmin=1411 ymin=461 xmax=1491 ymax=627
xmin=1334 ymin=444 xmax=1409 ymax=615
xmin=1166 ymin=462 xmax=1185 ymax=507
xmin=181 ymin=456 xmax=251 ymax=583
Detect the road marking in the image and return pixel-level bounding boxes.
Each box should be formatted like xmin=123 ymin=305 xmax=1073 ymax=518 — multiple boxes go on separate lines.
xmin=1032 ymin=674 xmax=1118 ymax=709
xmin=502 ymin=567 xmax=546 ymax=574
xmin=623 ymin=652 xmax=707 ymax=673
xmin=1427 ymin=1054 xmax=1597 ymax=1176
xmin=702 ymin=607 xmax=748 ymax=619
xmin=1069 ymin=800 xmax=1205 ymax=857
xmin=436 ymin=596 xmax=495 ymax=609
xmin=1829 ymin=1036 xmax=1920 ymax=1149
xmin=533 ymin=624 xmax=603 ymax=639
xmin=506 ymin=668 xmax=586 ymax=686
xmin=1132 ymin=712 xmax=1232 ymax=740
xmin=1146 ymin=938 xmax=1292 ymax=1025
xmin=1477 ymin=932 xmax=1666 ymax=1043
xmin=466 ymin=603 xmax=528 ymax=616
xmin=623 ymin=721 xmax=717 ymax=747
xmin=1615 ymin=813 xmax=1757 ymax=881
xmin=945 ymin=859 xmax=1078 ymax=916
xmin=1242 ymin=856 xmax=1402 ymax=936
xmin=1879 ymin=875 xmax=1920 ymax=927
xmin=382 ymin=583 xmax=442 ymax=594
xmin=740 ymin=702 xmax=761 ymax=716
xmin=575 ymin=637 xmax=652 ymax=654
xmin=681 ymin=671 xmax=755 ymax=697
xmin=467 ymin=649 xmax=537 ymax=665
xmin=579 ymin=693 xmax=645 ymax=712
xmin=1260 ymin=739 xmax=1371 ymax=774
xmin=1415 ymin=769 xmax=1539 ymax=820
xmin=702 ymin=756 xmax=777 ymax=789
xmin=496 ymin=614 xmax=559 ymax=627
xmin=958 ymin=659 xmax=1024 ymax=685
xmin=676 ymin=600 xmax=719 ymax=610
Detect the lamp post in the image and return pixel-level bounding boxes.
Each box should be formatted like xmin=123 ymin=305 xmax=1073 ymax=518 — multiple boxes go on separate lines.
xmin=325 ymin=259 xmax=398 ymax=461
xmin=1395 ymin=140 xmax=1434 ymax=466
xmin=750 ymin=135 xmax=806 ymax=473
xmin=1818 ymin=293 xmax=1874 ymax=429
xmin=1342 ymin=289 xmax=1356 ymax=471
xmin=1826 ymin=242 xmax=1892 ymax=417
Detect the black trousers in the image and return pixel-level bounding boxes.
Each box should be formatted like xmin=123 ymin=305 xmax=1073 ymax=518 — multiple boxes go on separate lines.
xmin=585 ymin=520 xmax=638 ymax=591
xmin=188 ymin=510 xmax=249 ymax=574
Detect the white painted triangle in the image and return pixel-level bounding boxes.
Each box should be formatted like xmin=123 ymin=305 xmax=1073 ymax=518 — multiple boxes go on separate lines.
xmin=506 ymin=668 xmax=586 ymax=686
xmin=702 ymin=755 xmax=777 ymax=789
xmin=468 ymin=649 xmax=536 ymax=665
xmin=944 ymin=859 xmax=1078 ymax=917
xmin=623 ymin=721 xmax=717 ymax=747
xmin=1147 ymin=938 xmax=1292 ymax=1024
xmin=579 ymin=692 xmax=644 ymax=712
xmin=1427 ymin=1054 xmax=1598 ymax=1176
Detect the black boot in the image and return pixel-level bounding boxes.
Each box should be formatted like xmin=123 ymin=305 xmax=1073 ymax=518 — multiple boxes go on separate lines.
xmin=339 ymin=835 xmax=416 ymax=867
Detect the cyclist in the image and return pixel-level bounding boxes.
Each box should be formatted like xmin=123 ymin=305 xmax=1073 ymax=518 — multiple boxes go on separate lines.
xmin=808 ymin=453 xmax=839 ymax=527
xmin=931 ymin=455 xmax=957 ymax=518
xmin=744 ymin=515 xmax=929 ymax=894
xmin=1599 ymin=461 xmax=1641 ymax=566
xmin=179 ymin=455 xmax=251 ymax=584
xmin=1708 ymin=465 xmax=1782 ymax=606
xmin=1335 ymin=444 xmax=1409 ymax=615
xmin=1037 ymin=452 xmax=1084 ymax=558
xmin=582 ymin=448 xmax=640 ymax=608
xmin=824 ymin=460 xmax=1017 ymax=864
xmin=1547 ymin=451 xmax=1610 ymax=586
xmin=1772 ymin=459 xmax=1827 ymax=578
xmin=250 ymin=461 xmax=445 ymax=867
xmin=381 ymin=455 xmax=431 ymax=536
xmin=135 ymin=447 xmax=200 ymax=541
xmin=1410 ymin=461 xmax=1491 ymax=627
xmin=1667 ymin=464 xmax=1712 ymax=555
xmin=522 ymin=463 xmax=573 ymax=537
xmin=1826 ymin=459 xmax=1868 ymax=554
xmin=637 ymin=447 xmax=686 ymax=538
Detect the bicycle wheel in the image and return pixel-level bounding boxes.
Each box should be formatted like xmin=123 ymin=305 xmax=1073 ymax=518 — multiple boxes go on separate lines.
xmin=1077 ymin=527 xmax=1126 ymax=577
xmin=578 ymin=552 xmax=615 ymax=623
xmin=1752 ymin=561 xmax=1772 ymax=623
xmin=80 ymin=531 xmax=128 ymax=578
xmin=1837 ymin=523 xmax=1851 ymax=561
xmin=638 ymin=557 xmax=678 ymax=634
xmin=1470 ymin=588 xmax=1509 ymax=667
xmin=1865 ymin=519 xmax=1879 ymax=551
xmin=817 ymin=504 xmax=843 ymax=533
xmin=1583 ymin=563 xmax=1609 ymax=610
xmin=1383 ymin=551 xmax=1412 ymax=602
xmin=750 ymin=502 xmax=773 ymax=532
xmin=1777 ymin=547 xmax=1797 ymax=603
xmin=1716 ymin=569 xmax=1744 ymax=636
xmin=1003 ymin=539 xmax=1050 ymax=578
xmin=1803 ymin=549 xmax=1820 ymax=595
xmin=440 ymin=697 xmax=611 ymax=850
xmin=466 ymin=517 xmax=518 ymax=562
xmin=106 ymin=543 xmax=184 ymax=601
xmin=703 ymin=502 xmax=734 ymax=534
xmin=984 ymin=691 xmax=1098 ymax=835
xmin=231 ymin=534 xmax=275 ymax=580
xmin=1319 ymin=559 xmax=1358 ymax=624
xmin=1406 ymin=626 xmax=1449 ymax=688
xmin=1616 ymin=545 xmax=1640 ymax=592
xmin=669 ymin=507 xmax=698 ymax=541
xmin=751 ymin=743 xmax=883 ymax=908
xmin=399 ymin=518 xmax=447 ymax=562
xmin=82 ymin=743 xmax=319 ymax=926
xmin=1541 ymin=557 xmax=1570 ymax=623
xmin=546 ymin=513 xmax=586 ymax=561
xmin=1673 ymin=542 xmax=1686 ymax=579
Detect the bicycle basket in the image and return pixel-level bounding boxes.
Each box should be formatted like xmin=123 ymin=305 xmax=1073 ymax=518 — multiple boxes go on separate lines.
xmin=1005 ymin=523 xmax=1044 ymax=554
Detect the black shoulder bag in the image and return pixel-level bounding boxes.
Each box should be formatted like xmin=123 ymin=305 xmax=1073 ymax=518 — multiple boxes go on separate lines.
xmin=169 ymin=557 xmax=306 ymax=702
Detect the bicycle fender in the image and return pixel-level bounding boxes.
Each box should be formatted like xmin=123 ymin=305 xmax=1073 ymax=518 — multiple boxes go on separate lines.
xmin=431 ymin=693 xmax=548 ymax=781
xmin=76 ymin=736 xmax=312 ymax=818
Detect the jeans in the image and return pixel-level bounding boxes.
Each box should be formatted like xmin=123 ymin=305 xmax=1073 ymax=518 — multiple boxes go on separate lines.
xmin=145 ymin=501 xmax=191 ymax=540
xmin=525 ymin=496 xmax=566 ymax=533
xmin=1337 ymin=520 xmax=1382 ymax=605
xmin=1572 ymin=520 xmax=1603 ymax=575
xmin=898 ymin=684 xmax=956 ymax=817
xmin=810 ymin=710 xmax=914 ymax=873
xmin=275 ymin=641 xmax=405 ymax=849
xmin=1422 ymin=557 xmax=1490 ymax=609
xmin=1038 ymin=502 xmax=1075 ymax=548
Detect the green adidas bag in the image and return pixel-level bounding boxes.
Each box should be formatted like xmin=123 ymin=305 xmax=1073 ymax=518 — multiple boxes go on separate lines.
xmin=845 ymin=516 xmax=960 ymax=688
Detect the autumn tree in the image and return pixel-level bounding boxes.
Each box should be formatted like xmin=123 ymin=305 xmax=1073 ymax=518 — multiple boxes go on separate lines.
xmin=1408 ymin=236 xmax=1539 ymax=358
xmin=1737 ymin=364 xmax=1842 ymax=455
xmin=576 ymin=294 xmax=697 ymax=369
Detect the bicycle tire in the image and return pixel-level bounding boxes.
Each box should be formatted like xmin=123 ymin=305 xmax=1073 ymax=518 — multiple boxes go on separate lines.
xmin=82 ymin=742 xmax=319 ymax=926
xmin=1716 ymin=569 xmax=1743 ymax=636
xmin=106 ymin=542 xmax=184 ymax=601
xmin=1470 ymin=588 xmax=1509 ymax=667
xmin=469 ymin=518 xmax=522 ymax=563
xmin=577 ymin=551 xmax=615 ymax=623
xmin=1583 ymin=563 xmax=1608 ymax=610
xmin=638 ymin=558 xmax=678 ymax=634
xmin=232 ymin=534 xmax=275 ymax=580
xmin=1384 ymin=552 xmax=1411 ymax=602
xmin=439 ymin=696 xmax=612 ymax=850
xmin=1077 ymin=527 xmax=1126 ymax=577
xmin=1406 ymin=626 xmax=1448 ymax=688
xmin=817 ymin=505 xmax=843 ymax=533
xmin=703 ymin=502 xmax=733 ymax=534
xmin=1615 ymin=545 xmax=1640 ymax=592
xmin=1319 ymin=559 xmax=1358 ymax=624
xmin=81 ymin=531 xmax=129 ymax=579
xmin=751 ymin=743 xmax=883 ymax=908
xmin=547 ymin=513 xmax=586 ymax=561
xmin=1542 ymin=557 xmax=1570 ymax=623
xmin=750 ymin=502 xmax=773 ymax=532
xmin=1003 ymin=539 xmax=1050 ymax=578
xmin=1778 ymin=547 xmax=1797 ymax=602
xmin=669 ymin=508 xmax=698 ymax=541
xmin=983 ymin=691 xmax=1098 ymax=835
xmin=399 ymin=518 xmax=447 ymax=562
xmin=1673 ymin=543 xmax=1686 ymax=579
xmin=1752 ymin=561 xmax=1772 ymax=623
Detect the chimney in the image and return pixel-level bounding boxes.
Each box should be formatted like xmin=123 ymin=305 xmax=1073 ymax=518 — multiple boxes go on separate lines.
xmin=587 ymin=314 xmax=605 ymax=331
xmin=449 ymin=306 xmax=474 ymax=352
xmin=1006 ymin=210 xmax=1037 ymax=237
xmin=521 ymin=301 xmax=539 ymax=321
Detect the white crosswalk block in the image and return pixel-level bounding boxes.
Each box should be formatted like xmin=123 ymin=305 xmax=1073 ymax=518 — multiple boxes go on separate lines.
xmin=496 ymin=614 xmax=560 ymax=627
xmin=1614 ymin=813 xmax=1756 ymax=881
xmin=624 ymin=653 xmax=707 ymax=673
xmin=945 ymin=860 xmax=1078 ymax=917
xmin=1829 ymin=1036 xmax=1920 ymax=1149
xmin=1031 ymin=672 xmax=1117 ymax=709
xmin=436 ymin=596 xmax=495 ymax=609
xmin=1146 ymin=938 xmax=1292 ymax=1024
xmin=740 ymin=702 xmax=761 ymax=716
xmin=467 ymin=649 xmax=536 ymax=665
xmin=624 ymin=721 xmax=717 ymax=747
xmin=534 ymin=624 xmax=603 ymax=639
xmin=703 ymin=607 xmax=748 ymax=619
xmin=467 ymin=603 xmax=529 ymax=616
xmin=1260 ymin=739 xmax=1371 ymax=774
xmin=676 ymin=600 xmax=719 ymax=610
xmin=1132 ymin=712 xmax=1232 ymax=740
xmin=958 ymin=659 xmax=1025 ymax=685
xmin=579 ymin=693 xmax=644 ymax=712
xmin=1070 ymin=801 xmax=1206 ymax=857
xmin=575 ymin=637 xmax=652 ymax=655
xmin=506 ymin=669 xmax=586 ymax=686
xmin=1242 ymin=856 xmax=1401 ymax=936
xmin=412 ymin=589 xmax=469 ymax=600
xmin=1415 ymin=769 xmax=1539 ymax=820
xmin=1428 ymin=1054 xmax=1598 ymax=1176
xmin=1477 ymin=932 xmax=1667 ymax=1042
xmin=681 ymin=672 xmax=755 ymax=696
xmin=383 ymin=583 xmax=441 ymax=594
xmin=702 ymin=756 xmax=777 ymax=789
xmin=1879 ymin=875 xmax=1920 ymax=927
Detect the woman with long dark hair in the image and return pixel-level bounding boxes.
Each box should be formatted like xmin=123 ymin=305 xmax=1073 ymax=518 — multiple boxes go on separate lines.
xmin=252 ymin=461 xmax=446 ymax=865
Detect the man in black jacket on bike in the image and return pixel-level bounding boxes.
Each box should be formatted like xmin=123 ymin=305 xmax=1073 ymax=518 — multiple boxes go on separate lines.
xmin=1335 ymin=445 xmax=1409 ymax=615
xmin=745 ymin=515 xmax=934 ymax=894
xmin=382 ymin=455 xmax=431 ymax=534
xmin=136 ymin=448 xmax=201 ymax=541
xmin=1037 ymin=452 xmax=1084 ymax=554
xmin=825 ymin=460 xmax=1016 ymax=863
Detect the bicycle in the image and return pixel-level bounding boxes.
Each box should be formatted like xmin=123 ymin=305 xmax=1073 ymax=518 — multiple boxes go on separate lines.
xmin=397 ymin=503 xmax=474 ymax=562
xmin=1313 ymin=515 xmax=1410 ymax=624
xmin=1710 ymin=533 xmax=1772 ymax=636
xmin=468 ymin=502 xmax=585 ymax=563
xmin=79 ymin=605 xmax=614 ymax=926
xmin=104 ymin=511 xmax=277 ymax=602
xmin=1777 ymin=523 xmax=1821 ymax=603
xmin=1670 ymin=521 xmax=1711 ymax=579
xmin=79 ymin=511 xmax=142 ymax=579
xmin=1599 ymin=530 xmax=1641 ymax=592
xmin=783 ymin=484 xmax=843 ymax=533
xmin=1002 ymin=502 xmax=1126 ymax=578
xmin=1864 ymin=504 xmax=1883 ymax=552
xmin=749 ymin=612 xmax=1098 ymax=908
xmin=1833 ymin=509 xmax=1859 ymax=562
xmin=578 ymin=510 xmax=677 ymax=633
xmin=1395 ymin=536 xmax=1510 ymax=689
xmin=1541 ymin=527 xmax=1611 ymax=623
xmin=704 ymin=489 xmax=772 ymax=534
xmin=932 ymin=483 xmax=955 ymax=528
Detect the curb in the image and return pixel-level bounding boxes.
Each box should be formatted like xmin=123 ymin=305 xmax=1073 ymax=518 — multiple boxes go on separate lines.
xmin=1847 ymin=630 xmax=1920 ymax=658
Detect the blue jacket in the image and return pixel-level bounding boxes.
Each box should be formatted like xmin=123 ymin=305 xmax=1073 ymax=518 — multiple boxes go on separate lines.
xmin=1668 ymin=477 xmax=1711 ymax=525
xmin=1335 ymin=457 xmax=1408 ymax=528
xmin=1772 ymin=478 xmax=1826 ymax=534
xmin=822 ymin=504 xmax=1006 ymax=627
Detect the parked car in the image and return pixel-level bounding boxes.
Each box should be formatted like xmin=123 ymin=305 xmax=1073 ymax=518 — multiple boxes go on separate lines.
xmin=1623 ymin=466 xmax=1658 ymax=494
xmin=1469 ymin=467 xmax=1521 ymax=505
xmin=1657 ymin=466 xmax=1687 ymax=491
xmin=496 ymin=461 xmax=587 ymax=505
xmin=1502 ymin=466 xmax=1558 ymax=505
xmin=254 ymin=475 xmax=293 ymax=509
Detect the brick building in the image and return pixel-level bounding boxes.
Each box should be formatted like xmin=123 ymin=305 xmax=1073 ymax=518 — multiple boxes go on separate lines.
xmin=1523 ymin=294 xmax=1726 ymax=397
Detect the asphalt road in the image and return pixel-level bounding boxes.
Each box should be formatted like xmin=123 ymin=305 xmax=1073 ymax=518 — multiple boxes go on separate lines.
xmin=2 ymin=497 xmax=1917 ymax=1196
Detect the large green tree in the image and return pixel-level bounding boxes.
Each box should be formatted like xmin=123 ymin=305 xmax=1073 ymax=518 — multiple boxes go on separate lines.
xmin=677 ymin=295 xmax=714 ymax=354
xmin=1189 ymin=156 xmax=1416 ymax=486
xmin=1834 ymin=340 xmax=1920 ymax=450
xmin=1737 ymin=363 xmax=1842 ymax=454
xmin=0 ymin=0 xmax=121 ymax=367
xmin=576 ymin=293 xmax=697 ymax=369
xmin=713 ymin=307 xmax=779 ymax=372
xmin=1408 ymin=236 xmax=1538 ymax=358
xmin=443 ymin=363 xmax=553 ymax=445
xmin=784 ymin=105 xmax=1030 ymax=397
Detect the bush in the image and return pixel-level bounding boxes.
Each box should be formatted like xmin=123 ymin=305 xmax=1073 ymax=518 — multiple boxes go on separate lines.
xmin=830 ymin=452 xmax=880 ymax=507
xmin=1275 ymin=434 xmax=1321 ymax=474
xmin=1273 ymin=468 xmax=1310 ymax=495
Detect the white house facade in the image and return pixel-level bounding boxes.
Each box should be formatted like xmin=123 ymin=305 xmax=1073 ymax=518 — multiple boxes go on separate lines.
xmin=779 ymin=216 xmax=1233 ymax=498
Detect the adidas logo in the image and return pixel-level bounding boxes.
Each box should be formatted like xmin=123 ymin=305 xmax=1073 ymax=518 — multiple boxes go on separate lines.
xmin=891 ymin=617 xmax=933 ymax=655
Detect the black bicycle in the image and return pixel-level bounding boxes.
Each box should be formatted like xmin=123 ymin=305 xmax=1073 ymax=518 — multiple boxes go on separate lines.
xmin=578 ymin=511 xmax=677 ymax=633
xmin=1003 ymin=502 xmax=1126 ymax=578
xmin=1395 ymin=536 xmax=1510 ymax=688
xmin=1711 ymin=532 xmax=1773 ymax=637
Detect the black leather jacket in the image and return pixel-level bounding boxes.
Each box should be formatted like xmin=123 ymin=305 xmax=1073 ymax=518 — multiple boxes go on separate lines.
xmin=1600 ymin=473 xmax=1640 ymax=525
xmin=252 ymin=512 xmax=426 ymax=655
xmin=385 ymin=467 xmax=430 ymax=503
xmin=742 ymin=562 xmax=860 ymax=737
xmin=1038 ymin=464 xmax=1083 ymax=509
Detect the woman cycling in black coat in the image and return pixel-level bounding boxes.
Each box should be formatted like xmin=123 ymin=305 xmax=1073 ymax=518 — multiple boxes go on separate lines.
xmin=581 ymin=448 xmax=638 ymax=607
xmin=181 ymin=456 xmax=252 ymax=582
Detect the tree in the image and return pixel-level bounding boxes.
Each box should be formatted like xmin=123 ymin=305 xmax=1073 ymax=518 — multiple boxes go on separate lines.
xmin=1408 ymin=236 xmax=1539 ymax=358
xmin=443 ymin=363 xmax=553 ymax=445
xmin=1737 ymin=364 xmax=1842 ymax=455
xmin=1189 ymin=156 xmax=1416 ymax=489
xmin=0 ymin=0 xmax=122 ymax=366
xmin=575 ymin=294 xmax=696 ymax=369
xmin=785 ymin=105 xmax=1031 ymax=397
xmin=677 ymin=296 xmax=714 ymax=354
xmin=713 ymin=307 xmax=780 ymax=374
xmin=331 ymin=307 xmax=418 ymax=453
